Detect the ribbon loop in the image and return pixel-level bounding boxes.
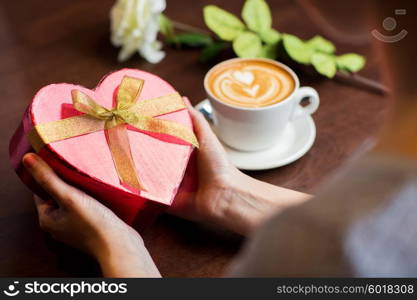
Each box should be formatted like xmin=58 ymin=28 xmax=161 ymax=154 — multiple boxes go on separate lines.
xmin=71 ymin=90 xmax=111 ymax=120
xmin=28 ymin=75 xmax=199 ymax=192
xmin=116 ymin=76 xmax=144 ymax=110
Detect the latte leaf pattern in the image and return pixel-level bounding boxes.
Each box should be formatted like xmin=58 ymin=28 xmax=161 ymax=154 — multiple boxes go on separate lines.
xmin=208 ymin=60 xmax=294 ymax=108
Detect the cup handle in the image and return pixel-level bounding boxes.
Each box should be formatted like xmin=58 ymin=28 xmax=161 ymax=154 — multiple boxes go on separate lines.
xmin=196 ymin=99 xmax=215 ymax=123
xmin=291 ymin=86 xmax=320 ymax=120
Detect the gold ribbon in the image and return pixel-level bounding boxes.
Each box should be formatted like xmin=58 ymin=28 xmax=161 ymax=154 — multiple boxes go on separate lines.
xmin=28 ymin=76 xmax=199 ymax=191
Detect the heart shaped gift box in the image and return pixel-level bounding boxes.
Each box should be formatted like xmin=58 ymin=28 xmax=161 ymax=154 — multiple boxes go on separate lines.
xmin=9 ymin=69 xmax=198 ymax=226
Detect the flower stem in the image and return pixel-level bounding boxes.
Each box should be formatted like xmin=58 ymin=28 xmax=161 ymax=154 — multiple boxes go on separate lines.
xmin=169 ymin=21 xmax=388 ymax=94
xmin=171 ymin=20 xmax=212 ymax=36
xmin=335 ymin=71 xmax=389 ymax=95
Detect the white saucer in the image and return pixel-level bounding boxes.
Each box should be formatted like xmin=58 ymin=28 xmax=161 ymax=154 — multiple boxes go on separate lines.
xmin=195 ymin=100 xmax=316 ymax=171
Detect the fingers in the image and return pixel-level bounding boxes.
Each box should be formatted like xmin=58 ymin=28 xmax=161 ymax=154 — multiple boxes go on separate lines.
xmin=183 ymin=97 xmax=223 ymax=149
xmin=33 ymin=195 xmax=52 ymax=215
xmin=183 ymin=97 xmax=231 ymax=171
xmin=22 ymin=153 xmax=77 ymax=207
xmin=33 ymin=195 xmax=55 ymax=229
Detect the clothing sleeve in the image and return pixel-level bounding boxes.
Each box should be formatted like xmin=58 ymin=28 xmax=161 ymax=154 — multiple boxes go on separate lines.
xmin=227 ymin=153 xmax=417 ymax=277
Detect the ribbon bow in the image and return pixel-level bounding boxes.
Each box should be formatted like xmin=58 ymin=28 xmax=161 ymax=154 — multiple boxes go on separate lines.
xmin=29 ymin=76 xmax=199 ymax=191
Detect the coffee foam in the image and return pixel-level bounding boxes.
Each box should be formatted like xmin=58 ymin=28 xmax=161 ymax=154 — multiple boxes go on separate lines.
xmin=208 ymin=60 xmax=295 ymax=108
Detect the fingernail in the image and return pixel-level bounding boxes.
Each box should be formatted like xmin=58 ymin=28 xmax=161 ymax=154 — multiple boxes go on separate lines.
xmin=183 ymin=97 xmax=191 ymax=106
xmin=22 ymin=153 xmax=38 ymax=169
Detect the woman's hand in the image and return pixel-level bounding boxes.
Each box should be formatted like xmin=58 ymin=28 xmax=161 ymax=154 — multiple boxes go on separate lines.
xmin=22 ymin=153 xmax=160 ymax=277
xmin=168 ymin=98 xmax=239 ymax=224
xmin=169 ymin=99 xmax=312 ymax=235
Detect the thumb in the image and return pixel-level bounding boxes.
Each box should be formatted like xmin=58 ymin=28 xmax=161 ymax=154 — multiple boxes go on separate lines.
xmin=184 ymin=97 xmax=232 ymax=172
xmin=184 ymin=97 xmax=225 ymax=153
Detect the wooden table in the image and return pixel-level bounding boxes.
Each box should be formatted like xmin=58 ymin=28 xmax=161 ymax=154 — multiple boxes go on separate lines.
xmin=0 ymin=0 xmax=388 ymax=277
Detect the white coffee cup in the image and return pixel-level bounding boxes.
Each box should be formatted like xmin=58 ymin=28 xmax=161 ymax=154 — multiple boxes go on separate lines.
xmin=203 ymin=58 xmax=320 ymax=152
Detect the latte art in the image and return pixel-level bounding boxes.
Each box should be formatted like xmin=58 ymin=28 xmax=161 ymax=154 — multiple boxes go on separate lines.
xmin=207 ymin=60 xmax=295 ymax=108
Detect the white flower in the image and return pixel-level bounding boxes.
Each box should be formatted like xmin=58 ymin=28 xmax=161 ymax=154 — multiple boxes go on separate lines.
xmin=110 ymin=0 xmax=166 ymax=63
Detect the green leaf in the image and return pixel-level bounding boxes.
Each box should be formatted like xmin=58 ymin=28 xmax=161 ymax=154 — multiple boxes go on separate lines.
xmin=242 ymin=0 xmax=272 ymax=33
xmin=174 ymin=33 xmax=213 ymax=47
xmin=336 ymin=53 xmax=366 ymax=72
xmin=282 ymin=34 xmax=314 ymax=64
xmin=233 ymin=32 xmax=262 ymax=58
xmin=311 ymin=53 xmax=337 ymax=78
xmin=259 ymin=28 xmax=281 ymax=44
xmin=203 ymin=5 xmax=245 ymax=41
xmin=159 ymin=14 xmax=175 ymax=39
xmin=258 ymin=43 xmax=277 ymax=59
xmin=306 ymin=35 xmax=335 ymax=53
xmin=199 ymin=42 xmax=229 ymax=63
